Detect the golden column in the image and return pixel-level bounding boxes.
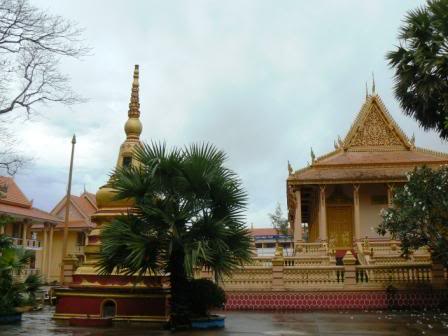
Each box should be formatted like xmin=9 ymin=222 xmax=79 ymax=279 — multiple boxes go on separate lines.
xmin=353 ymin=184 xmax=360 ymax=240
xmin=46 ymin=224 xmax=54 ymax=282
xmin=387 ymin=183 xmax=395 ymax=207
xmin=41 ymin=224 xmax=48 ymax=278
xmin=318 ymin=185 xmax=327 ymax=241
xmin=293 ymin=188 xmax=302 ymax=243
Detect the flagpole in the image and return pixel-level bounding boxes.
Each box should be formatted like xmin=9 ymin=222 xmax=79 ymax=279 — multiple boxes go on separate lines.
xmin=59 ymin=134 xmax=76 ymax=284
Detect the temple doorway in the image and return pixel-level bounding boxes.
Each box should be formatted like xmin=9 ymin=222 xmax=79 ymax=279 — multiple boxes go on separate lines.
xmin=101 ymin=300 xmax=117 ymax=318
xmin=327 ymin=205 xmax=353 ymax=249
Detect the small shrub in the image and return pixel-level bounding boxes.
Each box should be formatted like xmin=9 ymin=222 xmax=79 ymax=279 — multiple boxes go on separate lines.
xmin=188 ymin=279 xmax=226 ymax=317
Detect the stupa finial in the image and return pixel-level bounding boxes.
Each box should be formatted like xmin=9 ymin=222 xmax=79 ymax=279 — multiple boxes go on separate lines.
xmin=128 ymin=64 xmax=140 ymax=118
xmin=124 ymin=65 xmax=143 ymax=140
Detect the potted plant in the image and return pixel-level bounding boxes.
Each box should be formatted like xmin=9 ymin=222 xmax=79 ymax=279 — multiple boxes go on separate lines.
xmin=188 ymin=279 xmax=226 ymax=329
xmin=98 ymin=142 xmax=252 ymax=329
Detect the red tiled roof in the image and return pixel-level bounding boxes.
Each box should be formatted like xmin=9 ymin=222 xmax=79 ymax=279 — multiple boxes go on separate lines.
xmin=0 ymin=176 xmax=59 ymax=223
xmin=0 ymin=203 xmax=61 ymax=223
xmin=0 ymin=176 xmax=32 ymax=208
xmin=315 ymin=149 xmax=448 ymax=167
xmin=38 ymin=191 xmax=98 ymax=231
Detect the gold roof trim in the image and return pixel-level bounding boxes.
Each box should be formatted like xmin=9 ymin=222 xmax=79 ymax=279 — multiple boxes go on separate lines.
xmin=342 ymin=94 xmax=411 ymax=151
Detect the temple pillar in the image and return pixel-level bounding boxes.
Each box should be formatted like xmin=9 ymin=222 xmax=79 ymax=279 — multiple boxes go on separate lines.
xmin=0 ymin=223 xmax=4 ymax=234
xmin=353 ymin=184 xmax=360 ymax=240
xmin=46 ymin=224 xmax=54 ymax=282
xmin=22 ymin=221 xmax=28 ymax=247
xmin=293 ymin=188 xmax=302 ymax=243
xmin=41 ymin=224 xmax=48 ymax=280
xmin=387 ymin=183 xmax=394 ymax=207
xmin=318 ymin=185 xmax=327 ymax=241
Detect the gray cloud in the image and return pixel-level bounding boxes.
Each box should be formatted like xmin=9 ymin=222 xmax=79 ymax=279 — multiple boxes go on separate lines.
xmin=11 ymin=0 xmax=444 ymax=227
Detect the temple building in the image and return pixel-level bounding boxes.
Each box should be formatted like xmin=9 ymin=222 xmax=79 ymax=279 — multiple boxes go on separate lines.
xmin=251 ymin=228 xmax=294 ymax=256
xmin=0 ymin=176 xmax=60 ymax=279
xmin=221 ymin=89 xmax=448 ymax=310
xmin=287 ymin=91 xmax=448 ymax=255
xmin=32 ymin=190 xmax=97 ymax=283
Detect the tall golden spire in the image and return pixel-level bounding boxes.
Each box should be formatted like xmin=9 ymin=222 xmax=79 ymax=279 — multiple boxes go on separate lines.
xmin=124 ymin=65 xmax=142 ymax=140
xmin=128 ymin=65 xmax=140 ymax=118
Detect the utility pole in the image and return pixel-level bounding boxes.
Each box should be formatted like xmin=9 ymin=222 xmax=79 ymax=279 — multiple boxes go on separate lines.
xmin=59 ymin=134 xmax=76 ymax=284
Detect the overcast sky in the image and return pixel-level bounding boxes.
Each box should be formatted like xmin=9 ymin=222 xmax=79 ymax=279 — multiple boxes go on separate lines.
xmin=11 ymin=0 xmax=446 ymax=227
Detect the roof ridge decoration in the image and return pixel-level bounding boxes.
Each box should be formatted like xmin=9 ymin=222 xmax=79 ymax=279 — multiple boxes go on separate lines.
xmin=342 ymin=94 xmax=411 ymax=152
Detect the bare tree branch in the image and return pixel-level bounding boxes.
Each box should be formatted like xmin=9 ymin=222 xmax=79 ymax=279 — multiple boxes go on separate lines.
xmin=0 ymin=0 xmax=88 ymax=175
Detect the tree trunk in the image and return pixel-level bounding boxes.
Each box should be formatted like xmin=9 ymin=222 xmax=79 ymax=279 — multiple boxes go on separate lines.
xmin=168 ymin=246 xmax=190 ymax=327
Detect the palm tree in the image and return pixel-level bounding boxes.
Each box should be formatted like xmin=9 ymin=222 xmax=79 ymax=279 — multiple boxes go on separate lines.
xmin=387 ymin=0 xmax=448 ymax=139
xmin=97 ymin=142 xmax=252 ymax=326
xmin=0 ymin=217 xmax=42 ymax=315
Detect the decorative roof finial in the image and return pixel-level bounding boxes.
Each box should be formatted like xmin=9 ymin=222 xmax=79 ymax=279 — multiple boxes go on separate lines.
xmin=337 ymin=135 xmax=343 ymax=147
xmin=310 ymin=147 xmax=316 ymax=163
xmin=365 ymin=82 xmax=369 ymax=100
xmin=124 ymin=65 xmax=143 ymax=140
xmin=128 ymin=64 xmax=140 ymax=118
xmin=410 ymin=133 xmax=416 ymax=146
xmin=288 ymin=161 xmax=293 ymax=175
xmin=372 ymin=72 xmax=376 ymax=94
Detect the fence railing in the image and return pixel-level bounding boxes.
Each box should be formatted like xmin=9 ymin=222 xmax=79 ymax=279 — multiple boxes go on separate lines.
xmin=219 ymin=259 xmax=442 ymax=291
xmin=13 ymin=268 xmax=40 ymax=282
xmin=283 ymin=266 xmax=345 ymax=289
xmin=11 ymin=238 xmax=42 ymax=250
xmin=356 ymin=264 xmax=432 ymax=285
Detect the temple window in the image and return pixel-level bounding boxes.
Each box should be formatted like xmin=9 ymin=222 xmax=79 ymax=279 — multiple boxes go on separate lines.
xmin=122 ymin=156 xmax=132 ymax=167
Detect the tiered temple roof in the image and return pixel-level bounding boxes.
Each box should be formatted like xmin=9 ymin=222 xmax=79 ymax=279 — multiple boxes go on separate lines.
xmin=288 ymin=94 xmax=448 ymax=185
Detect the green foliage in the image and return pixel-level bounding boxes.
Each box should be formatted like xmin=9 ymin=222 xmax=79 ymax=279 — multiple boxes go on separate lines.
xmin=0 ymin=215 xmax=42 ymax=314
xmin=268 ymin=203 xmax=289 ymax=237
xmin=387 ymin=0 xmax=448 ymax=139
xmin=188 ymin=279 xmax=226 ymax=317
xmin=377 ymin=166 xmax=448 ymax=264
xmin=98 ymin=142 xmax=251 ymax=324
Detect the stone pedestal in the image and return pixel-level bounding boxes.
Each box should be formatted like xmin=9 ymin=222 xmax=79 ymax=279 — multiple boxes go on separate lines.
xmin=432 ymin=262 xmax=446 ymax=288
xmin=61 ymin=254 xmax=79 ymax=285
xmin=272 ymin=246 xmax=284 ymax=291
xmin=343 ymin=251 xmax=357 ymax=288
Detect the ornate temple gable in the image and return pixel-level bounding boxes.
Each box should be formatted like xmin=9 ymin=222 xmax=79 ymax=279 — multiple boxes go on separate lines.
xmin=342 ymin=95 xmax=411 ymax=152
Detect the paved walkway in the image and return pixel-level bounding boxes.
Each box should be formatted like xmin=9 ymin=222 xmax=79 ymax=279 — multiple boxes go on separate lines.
xmin=1 ymin=306 xmax=448 ymax=335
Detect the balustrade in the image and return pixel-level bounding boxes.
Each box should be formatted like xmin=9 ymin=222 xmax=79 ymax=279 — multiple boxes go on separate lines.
xmin=356 ymin=264 xmax=432 ymax=285
xmin=283 ymin=266 xmax=345 ymax=289
xmin=11 ymin=237 xmax=42 ymax=250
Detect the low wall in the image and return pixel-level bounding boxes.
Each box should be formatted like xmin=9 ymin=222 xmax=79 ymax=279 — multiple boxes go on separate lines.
xmin=225 ymin=289 xmax=448 ymax=310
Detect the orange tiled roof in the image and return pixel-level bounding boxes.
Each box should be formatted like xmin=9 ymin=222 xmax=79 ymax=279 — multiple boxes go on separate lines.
xmin=0 ymin=176 xmax=32 ymax=208
xmin=37 ymin=191 xmax=98 ymax=230
xmin=0 ymin=176 xmax=60 ymax=223
xmin=315 ymin=149 xmax=448 ymax=167
xmin=0 ymin=203 xmax=61 ymax=223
